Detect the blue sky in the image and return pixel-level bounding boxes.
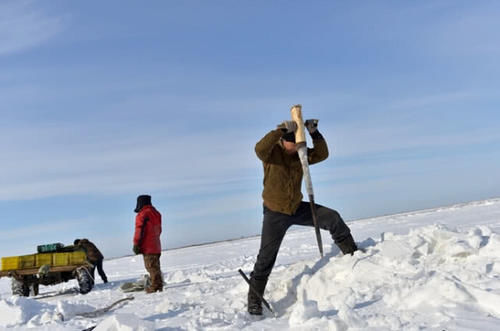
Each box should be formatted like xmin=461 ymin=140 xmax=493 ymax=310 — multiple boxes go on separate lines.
xmin=1 ymin=1 xmax=499 ymax=258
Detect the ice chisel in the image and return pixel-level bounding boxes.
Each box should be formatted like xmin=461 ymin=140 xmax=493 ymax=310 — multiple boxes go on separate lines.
xmin=238 ymin=269 xmax=277 ymax=317
xmin=291 ymin=104 xmax=324 ymax=258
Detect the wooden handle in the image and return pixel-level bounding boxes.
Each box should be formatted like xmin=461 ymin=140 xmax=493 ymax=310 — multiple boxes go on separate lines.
xmin=290 ymin=104 xmax=306 ymax=144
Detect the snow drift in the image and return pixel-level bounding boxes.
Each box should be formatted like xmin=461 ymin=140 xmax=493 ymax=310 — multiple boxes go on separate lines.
xmin=283 ymin=224 xmax=500 ymax=330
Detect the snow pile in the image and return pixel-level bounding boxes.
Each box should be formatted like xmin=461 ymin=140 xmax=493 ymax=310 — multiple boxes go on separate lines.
xmin=0 ymin=296 xmax=55 ymax=327
xmin=94 ymin=313 xmax=155 ymax=331
xmin=284 ymin=224 xmax=500 ymax=329
xmin=166 ymin=269 xmax=213 ymax=284
xmin=54 ymin=300 xmax=95 ymax=320
xmin=0 ymin=295 xmax=100 ymax=328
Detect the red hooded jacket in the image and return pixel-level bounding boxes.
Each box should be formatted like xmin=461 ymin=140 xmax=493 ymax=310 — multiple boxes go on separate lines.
xmin=133 ymin=205 xmax=162 ymax=254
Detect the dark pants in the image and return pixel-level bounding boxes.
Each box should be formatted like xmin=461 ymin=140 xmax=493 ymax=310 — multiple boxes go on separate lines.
xmin=251 ymin=202 xmax=352 ymax=280
xmin=144 ymin=253 xmax=163 ymax=290
xmin=91 ymin=258 xmax=108 ymax=283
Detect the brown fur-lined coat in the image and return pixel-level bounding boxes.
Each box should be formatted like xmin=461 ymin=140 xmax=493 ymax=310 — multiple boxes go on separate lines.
xmin=255 ymin=129 xmax=329 ymax=215
xmin=77 ymin=239 xmax=104 ymax=263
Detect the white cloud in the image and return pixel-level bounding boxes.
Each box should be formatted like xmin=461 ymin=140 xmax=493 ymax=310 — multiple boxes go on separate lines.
xmin=168 ymin=191 xmax=260 ymax=221
xmin=328 ymin=124 xmax=500 ymax=159
xmin=312 ymin=89 xmax=500 ymax=158
xmin=0 ymin=0 xmax=64 ymax=55
xmin=0 ymin=86 xmax=497 ymax=202
xmin=1 ymin=89 xmax=498 ymax=202
xmin=0 ymin=218 xmax=86 ymax=241
xmin=0 ymin=125 xmax=261 ymax=200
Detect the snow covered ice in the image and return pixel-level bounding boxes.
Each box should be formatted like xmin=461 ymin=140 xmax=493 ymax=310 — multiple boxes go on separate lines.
xmin=1 ymin=198 xmax=500 ymax=330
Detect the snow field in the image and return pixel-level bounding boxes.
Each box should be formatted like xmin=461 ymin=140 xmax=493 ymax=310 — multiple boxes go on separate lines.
xmin=0 ymin=198 xmax=499 ymax=330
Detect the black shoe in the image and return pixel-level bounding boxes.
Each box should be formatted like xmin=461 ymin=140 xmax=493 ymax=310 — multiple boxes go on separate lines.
xmin=247 ymin=275 xmax=268 ymax=315
xmin=248 ymin=301 xmax=263 ymax=315
xmin=337 ymin=234 xmax=358 ymax=255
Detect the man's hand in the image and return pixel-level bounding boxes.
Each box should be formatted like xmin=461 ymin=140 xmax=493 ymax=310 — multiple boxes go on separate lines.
xmin=277 ymin=121 xmax=297 ymax=133
xmin=133 ymin=245 xmax=141 ymax=255
xmin=305 ymin=119 xmax=319 ymax=134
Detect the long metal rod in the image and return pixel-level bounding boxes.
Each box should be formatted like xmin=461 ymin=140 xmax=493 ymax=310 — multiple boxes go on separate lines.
xmin=291 ymin=105 xmax=324 ymax=258
xmin=238 ymin=269 xmax=276 ymax=317
xmin=297 ymin=146 xmax=324 ymax=258
xmin=308 ymin=196 xmax=324 ymax=257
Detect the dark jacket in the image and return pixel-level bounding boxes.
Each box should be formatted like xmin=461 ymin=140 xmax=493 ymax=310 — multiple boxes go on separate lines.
xmin=255 ymin=129 xmax=329 ymax=215
xmin=133 ymin=205 xmax=162 ymax=254
xmin=77 ymin=239 xmax=104 ymax=264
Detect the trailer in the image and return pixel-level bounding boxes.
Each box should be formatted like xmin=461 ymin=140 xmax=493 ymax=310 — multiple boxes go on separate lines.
xmin=0 ymin=243 xmax=95 ymax=296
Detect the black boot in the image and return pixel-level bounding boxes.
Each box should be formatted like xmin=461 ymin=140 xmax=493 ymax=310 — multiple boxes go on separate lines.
xmin=337 ymin=234 xmax=358 ymax=255
xmin=247 ymin=275 xmax=268 ymax=315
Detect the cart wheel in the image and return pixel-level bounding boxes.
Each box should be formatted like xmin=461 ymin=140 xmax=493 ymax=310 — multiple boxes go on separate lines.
xmin=11 ymin=278 xmax=30 ymax=297
xmin=76 ymin=267 xmax=94 ymax=294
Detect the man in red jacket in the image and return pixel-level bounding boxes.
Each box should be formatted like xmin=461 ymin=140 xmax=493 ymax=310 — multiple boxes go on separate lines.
xmin=133 ymin=194 xmax=163 ymax=293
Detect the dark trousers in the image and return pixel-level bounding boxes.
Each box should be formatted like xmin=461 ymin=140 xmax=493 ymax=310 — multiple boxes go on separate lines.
xmin=251 ymin=202 xmax=352 ymax=280
xmin=91 ymin=258 xmax=108 ymax=283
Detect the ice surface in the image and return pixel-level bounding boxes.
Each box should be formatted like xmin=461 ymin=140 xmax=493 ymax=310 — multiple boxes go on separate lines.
xmin=0 ymin=198 xmax=499 ymax=330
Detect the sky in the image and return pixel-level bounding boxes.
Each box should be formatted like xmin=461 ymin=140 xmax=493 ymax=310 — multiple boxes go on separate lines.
xmin=1 ymin=0 xmax=499 ymax=258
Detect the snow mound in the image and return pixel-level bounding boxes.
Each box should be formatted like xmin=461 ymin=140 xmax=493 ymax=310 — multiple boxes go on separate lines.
xmin=94 ymin=313 xmax=155 ymax=331
xmin=166 ymin=269 xmax=213 ymax=284
xmin=55 ymin=300 xmax=95 ymax=320
xmin=0 ymin=296 xmax=54 ymax=327
xmin=283 ymin=224 xmax=500 ymax=329
xmin=0 ymin=295 xmax=100 ymax=328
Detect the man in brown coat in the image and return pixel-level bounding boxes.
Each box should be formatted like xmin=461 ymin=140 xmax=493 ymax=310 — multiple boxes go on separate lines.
xmin=74 ymin=238 xmax=108 ymax=283
xmin=247 ymin=119 xmax=358 ymax=315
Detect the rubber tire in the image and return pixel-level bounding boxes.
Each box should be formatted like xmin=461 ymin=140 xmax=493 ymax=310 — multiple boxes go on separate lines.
xmin=11 ymin=278 xmax=30 ymax=297
xmin=76 ymin=267 xmax=94 ymax=294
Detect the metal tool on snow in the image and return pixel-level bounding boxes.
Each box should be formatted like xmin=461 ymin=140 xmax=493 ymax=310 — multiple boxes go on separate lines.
xmin=238 ymin=269 xmax=277 ymax=318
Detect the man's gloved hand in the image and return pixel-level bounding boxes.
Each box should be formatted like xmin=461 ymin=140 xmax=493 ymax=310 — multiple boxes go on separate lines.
xmin=277 ymin=120 xmax=297 ymax=133
xmin=305 ymin=119 xmax=319 ymax=134
xmin=133 ymin=245 xmax=141 ymax=255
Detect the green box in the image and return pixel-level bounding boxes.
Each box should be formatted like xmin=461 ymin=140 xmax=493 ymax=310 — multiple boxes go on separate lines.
xmin=37 ymin=243 xmax=64 ymax=253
